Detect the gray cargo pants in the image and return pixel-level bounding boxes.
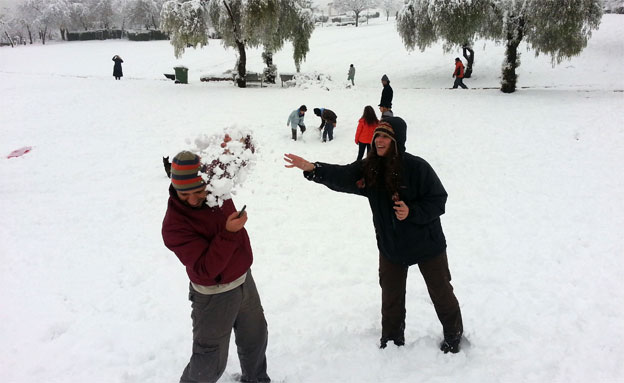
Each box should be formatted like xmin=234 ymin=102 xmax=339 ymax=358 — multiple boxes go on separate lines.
xmin=180 ymin=271 xmax=270 ymax=383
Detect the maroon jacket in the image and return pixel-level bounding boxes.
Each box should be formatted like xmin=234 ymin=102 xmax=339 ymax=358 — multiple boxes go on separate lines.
xmin=162 ymin=186 xmax=253 ymax=286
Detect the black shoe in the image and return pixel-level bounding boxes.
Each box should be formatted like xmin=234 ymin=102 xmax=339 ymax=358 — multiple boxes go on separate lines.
xmin=380 ymin=338 xmax=388 ymax=349
xmin=393 ymin=337 xmax=405 ymax=347
xmin=440 ymin=334 xmax=461 ymax=354
xmin=380 ymin=335 xmax=404 ymax=349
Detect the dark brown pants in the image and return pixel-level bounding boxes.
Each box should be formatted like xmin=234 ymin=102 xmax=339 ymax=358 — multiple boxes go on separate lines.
xmin=379 ymin=252 xmax=463 ymax=340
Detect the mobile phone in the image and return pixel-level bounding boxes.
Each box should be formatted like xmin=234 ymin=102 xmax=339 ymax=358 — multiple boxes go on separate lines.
xmin=237 ymin=205 xmax=247 ymax=218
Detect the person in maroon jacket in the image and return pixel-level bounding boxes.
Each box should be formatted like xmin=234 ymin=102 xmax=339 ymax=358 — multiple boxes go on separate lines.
xmin=162 ymin=150 xmax=270 ymax=383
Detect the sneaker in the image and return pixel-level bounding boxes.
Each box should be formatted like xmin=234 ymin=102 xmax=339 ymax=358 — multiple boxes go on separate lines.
xmin=440 ymin=334 xmax=461 ymax=354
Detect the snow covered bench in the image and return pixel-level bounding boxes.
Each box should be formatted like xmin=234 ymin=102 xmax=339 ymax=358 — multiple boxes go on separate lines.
xmin=244 ymin=72 xmax=264 ymax=87
xmin=279 ymin=73 xmax=295 ymax=87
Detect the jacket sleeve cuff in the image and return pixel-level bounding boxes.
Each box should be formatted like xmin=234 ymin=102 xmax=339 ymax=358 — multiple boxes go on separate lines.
xmin=303 ymin=162 xmax=322 ymax=181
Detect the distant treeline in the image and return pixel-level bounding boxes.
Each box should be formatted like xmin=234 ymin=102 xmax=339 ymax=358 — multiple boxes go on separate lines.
xmin=66 ymin=30 xmax=169 ymax=42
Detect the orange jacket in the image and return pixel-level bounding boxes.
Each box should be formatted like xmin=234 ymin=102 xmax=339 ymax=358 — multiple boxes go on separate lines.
xmin=355 ymin=118 xmax=378 ymax=144
xmin=454 ymin=61 xmax=465 ymax=78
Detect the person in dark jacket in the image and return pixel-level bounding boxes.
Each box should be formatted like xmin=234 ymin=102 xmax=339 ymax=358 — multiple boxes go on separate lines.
xmin=112 ymin=55 xmax=123 ymax=80
xmin=379 ymin=74 xmax=393 ymax=109
xmin=162 ymin=150 xmax=270 ymax=383
xmin=313 ymin=107 xmax=337 ymax=142
xmin=283 ymin=117 xmax=463 ymax=354
xmin=452 ymin=57 xmax=468 ymax=89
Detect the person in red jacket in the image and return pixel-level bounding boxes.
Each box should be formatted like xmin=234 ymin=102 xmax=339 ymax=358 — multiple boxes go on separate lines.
xmin=354 ymin=105 xmax=379 ymax=161
xmin=162 ymin=150 xmax=270 ymax=383
xmin=452 ymin=57 xmax=468 ymax=89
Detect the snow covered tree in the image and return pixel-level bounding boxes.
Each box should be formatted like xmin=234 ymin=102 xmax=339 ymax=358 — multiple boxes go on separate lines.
xmin=481 ymin=0 xmax=603 ymax=93
xmin=0 ymin=12 xmax=15 ymax=47
xmin=397 ymin=0 xmax=603 ymax=93
xmin=603 ymin=0 xmax=624 ymax=13
xmin=161 ymin=0 xmax=314 ymax=87
xmin=380 ymin=0 xmax=402 ymax=21
xmin=397 ymin=0 xmax=488 ymax=52
xmin=18 ymin=0 xmax=60 ymax=44
xmin=91 ymin=0 xmax=116 ymax=29
xmin=68 ymin=1 xmax=95 ymax=31
xmin=161 ymin=0 xmax=210 ymax=57
xmin=127 ymin=0 xmax=163 ymax=29
xmin=333 ymin=0 xmax=375 ymax=27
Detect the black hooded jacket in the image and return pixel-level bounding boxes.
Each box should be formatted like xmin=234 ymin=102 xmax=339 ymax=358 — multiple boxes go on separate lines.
xmin=303 ymin=116 xmax=447 ymax=265
xmin=379 ymin=77 xmax=393 ymax=108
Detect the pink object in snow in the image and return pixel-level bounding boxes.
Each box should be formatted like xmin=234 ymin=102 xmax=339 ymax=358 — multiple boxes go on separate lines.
xmin=7 ymin=146 xmax=32 ymax=159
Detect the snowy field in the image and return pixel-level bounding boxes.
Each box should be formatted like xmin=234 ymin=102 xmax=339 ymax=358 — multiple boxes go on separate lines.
xmin=1 ymin=15 xmax=623 ymax=383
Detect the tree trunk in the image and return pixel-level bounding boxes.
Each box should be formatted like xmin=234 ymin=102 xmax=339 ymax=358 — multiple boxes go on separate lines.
xmin=236 ymin=40 xmax=247 ymax=88
xmin=5 ymin=31 xmax=14 ymax=47
xmin=355 ymin=11 xmax=359 ymax=27
xmin=462 ymin=46 xmax=474 ymax=78
xmin=41 ymin=26 xmax=48 ymax=45
xmin=223 ymin=0 xmax=247 ymax=88
xmin=27 ymin=25 xmax=32 ymax=44
xmin=501 ymin=16 xmax=524 ymax=93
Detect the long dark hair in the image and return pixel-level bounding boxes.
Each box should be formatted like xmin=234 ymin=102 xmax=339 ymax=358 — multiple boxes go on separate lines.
xmin=362 ymin=140 xmax=402 ymax=197
xmin=361 ymin=105 xmax=379 ymax=126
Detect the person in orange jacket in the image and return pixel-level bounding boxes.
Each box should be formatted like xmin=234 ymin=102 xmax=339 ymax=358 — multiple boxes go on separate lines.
xmin=452 ymin=57 xmax=468 ymax=89
xmin=354 ymin=105 xmax=379 ymax=160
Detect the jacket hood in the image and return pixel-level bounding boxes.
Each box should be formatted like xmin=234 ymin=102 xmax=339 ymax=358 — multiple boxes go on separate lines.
xmin=373 ymin=116 xmax=407 ymax=155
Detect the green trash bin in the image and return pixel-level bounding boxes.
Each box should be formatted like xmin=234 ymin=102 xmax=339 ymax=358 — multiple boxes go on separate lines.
xmin=174 ymin=66 xmax=188 ymax=84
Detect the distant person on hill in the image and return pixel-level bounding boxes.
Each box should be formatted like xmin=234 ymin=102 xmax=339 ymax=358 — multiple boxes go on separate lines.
xmin=313 ymin=107 xmax=337 ymax=142
xmin=112 ymin=55 xmax=123 ymax=80
xmin=287 ymin=105 xmax=307 ymax=141
xmin=452 ymin=57 xmax=468 ymax=89
xmin=284 ymin=116 xmax=464 ymax=354
xmin=354 ymin=105 xmax=379 ymax=160
xmin=348 ymin=64 xmax=356 ymax=86
xmin=380 ymin=74 xmax=393 ymax=109
xmin=162 ymin=150 xmax=271 ymax=383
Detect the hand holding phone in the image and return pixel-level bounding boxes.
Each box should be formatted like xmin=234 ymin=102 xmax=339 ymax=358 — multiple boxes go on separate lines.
xmin=237 ymin=205 xmax=247 ymax=218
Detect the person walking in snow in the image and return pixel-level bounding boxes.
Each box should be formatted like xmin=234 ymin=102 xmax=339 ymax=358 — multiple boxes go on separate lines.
xmin=287 ymin=105 xmax=307 ymax=141
xmin=347 ymin=64 xmax=356 ymax=86
xmin=283 ymin=116 xmax=464 ymax=354
xmin=452 ymin=57 xmax=468 ymax=89
xmin=112 ymin=55 xmax=123 ymax=80
xmin=380 ymin=74 xmax=393 ymax=109
xmin=313 ymin=107 xmax=337 ymax=142
xmin=354 ymin=105 xmax=379 ymax=161
xmin=162 ymin=150 xmax=270 ymax=383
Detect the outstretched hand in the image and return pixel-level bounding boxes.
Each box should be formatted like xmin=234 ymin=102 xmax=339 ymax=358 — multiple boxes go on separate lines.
xmin=284 ymin=153 xmax=315 ymax=172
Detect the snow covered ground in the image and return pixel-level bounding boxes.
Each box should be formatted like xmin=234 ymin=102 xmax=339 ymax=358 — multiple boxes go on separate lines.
xmin=1 ymin=15 xmax=623 ymax=383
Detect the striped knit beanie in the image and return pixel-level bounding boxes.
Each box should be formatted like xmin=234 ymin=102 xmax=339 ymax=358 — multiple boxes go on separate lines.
xmin=171 ymin=151 xmax=205 ymax=191
xmin=372 ymin=122 xmax=398 ymax=154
